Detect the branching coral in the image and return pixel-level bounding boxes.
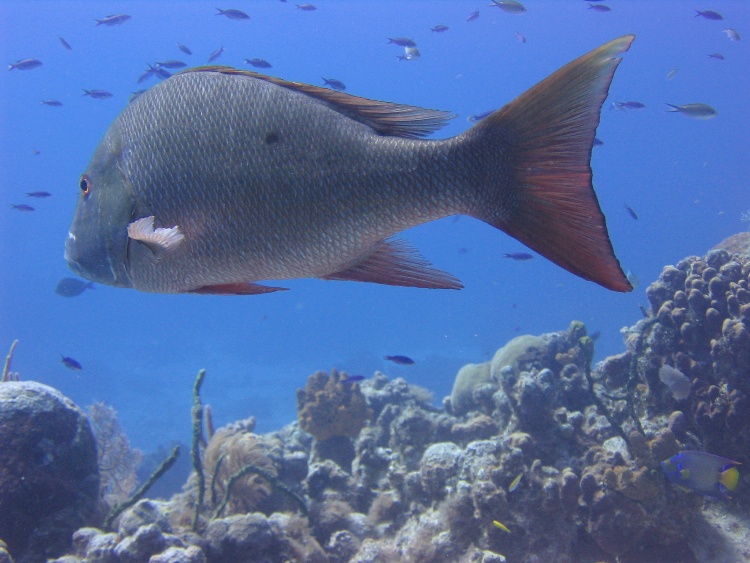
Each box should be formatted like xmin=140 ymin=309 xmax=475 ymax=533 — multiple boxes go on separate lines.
xmin=296 ymin=370 xmax=372 ymax=441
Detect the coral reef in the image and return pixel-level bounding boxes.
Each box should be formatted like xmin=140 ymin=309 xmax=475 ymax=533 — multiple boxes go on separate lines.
xmin=0 ymin=381 xmax=99 ymax=563
xmin=38 ymin=242 xmax=750 ymax=562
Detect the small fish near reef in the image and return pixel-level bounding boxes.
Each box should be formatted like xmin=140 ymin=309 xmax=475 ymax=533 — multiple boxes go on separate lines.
xmin=492 ymin=520 xmax=511 ymax=533
xmin=504 ymin=252 xmax=533 ymax=261
xmin=40 ymin=100 xmax=63 ymax=107
xmin=341 ymin=374 xmax=365 ymax=384
xmin=245 ymin=58 xmax=272 ymax=69
xmin=177 ymin=43 xmax=192 ymax=55
xmin=432 ymin=25 xmax=449 ymax=33
xmin=323 ymin=78 xmax=346 ymax=91
xmin=624 ymin=203 xmax=638 ymax=220
xmin=65 ymin=37 xmax=635 ymax=295
xmin=26 ymin=191 xmax=52 ymax=198
xmin=8 ymin=58 xmax=43 ymax=71
xmin=95 ymin=14 xmax=131 ymax=27
xmin=55 ymin=277 xmax=94 ymax=297
xmin=59 ymin=37 xmax=72 ymax=50
xmin=490 ymin=1 xmax=526 ymax=14
xmin=466 ymin=10 xmax=480 ymax=22
xmin=388 ymin=37 xmax=417 ymax=47
xmin=661 ymin=451 xmax=740 ymax=499
xmin=11 ymin=204 xmax=35 ymax=212
xmin=83 ymin=89 xmax=113 ymax=99
xmin=666 ymin=103 xmax=717 ymax=120
xmin=385 ymin=355 xmax=415 ymax=366
xmin=208 ymin=47 xmax=225 ymax=62
xmin=613 ymin=101 xmax=644 ymax=110
xmin=695 ymin=10 xmax=723 ymax=20
xmin=61 ymin=356 xmax=83 ymax=370
xmin=216 ymin=8 xmax=250 ymax=20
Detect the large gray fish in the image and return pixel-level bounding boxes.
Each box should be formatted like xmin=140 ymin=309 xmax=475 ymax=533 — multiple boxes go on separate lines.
xmin=65 ymin=36 xmax=635 ymax=295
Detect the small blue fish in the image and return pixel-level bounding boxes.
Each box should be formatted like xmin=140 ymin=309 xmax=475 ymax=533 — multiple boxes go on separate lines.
xmin=342 ymin=374 xmax=365 ymax=384
xmin=624 ymin=203 xmax=638 ymax=220
xmin=385 ymin=355 xmax=415 ymax=365
xmin=61 ymin=355 xmax=83 ymax=370
xmin=208 ymin=47 xmax=225 ymax=62
xmin=504 ymin=252 xmax=533 ymax=261
xmin=59 ymin=37 xmax=72 ymax=51
xmin=661 ymin=451 xmax=740 ymax=499
xmin=177 ymin=43 xmax=192 ymax=55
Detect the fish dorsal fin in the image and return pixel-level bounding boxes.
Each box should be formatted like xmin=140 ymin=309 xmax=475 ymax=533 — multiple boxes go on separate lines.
xmin=322 ymin=238 xmax=463 ymax=289
xmin=183 ymin=66 xmax=455 ymax=138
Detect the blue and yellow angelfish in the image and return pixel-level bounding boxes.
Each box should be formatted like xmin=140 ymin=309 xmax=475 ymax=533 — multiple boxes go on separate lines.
xmin=661 ymin=451 xmax=741 ymax=499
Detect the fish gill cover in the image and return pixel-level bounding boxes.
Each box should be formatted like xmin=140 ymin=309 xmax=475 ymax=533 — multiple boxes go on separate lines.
xmin=0 ymin=2 xmax=748 ymax=561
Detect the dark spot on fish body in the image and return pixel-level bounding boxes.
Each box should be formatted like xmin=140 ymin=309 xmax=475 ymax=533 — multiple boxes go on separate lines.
xmin=265 ymin=132 xmax=279 ymax=145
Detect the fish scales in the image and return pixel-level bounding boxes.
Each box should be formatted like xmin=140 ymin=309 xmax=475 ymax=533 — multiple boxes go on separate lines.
xmin=101 ymin=71 xmax=461 ymax=292
xmin=66 ymin=37 xmax=636 ymax=295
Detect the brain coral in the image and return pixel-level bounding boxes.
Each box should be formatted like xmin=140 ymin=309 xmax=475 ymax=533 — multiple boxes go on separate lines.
xmin=297 ymin=370 xmax=372 ymax=442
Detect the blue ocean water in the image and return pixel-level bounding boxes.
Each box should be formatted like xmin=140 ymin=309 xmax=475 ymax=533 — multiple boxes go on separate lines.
xmin=1 ymin=1 xmax=747 ymax=454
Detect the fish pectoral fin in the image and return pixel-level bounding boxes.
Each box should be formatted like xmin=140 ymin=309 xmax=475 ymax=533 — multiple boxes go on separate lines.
xmin=189 ymin=282 xmax=288 ymax=295
xmin=322 ymin=238 xmax=463 ymax=290
xmin=127 ymin=216 xmax=185 ymax=258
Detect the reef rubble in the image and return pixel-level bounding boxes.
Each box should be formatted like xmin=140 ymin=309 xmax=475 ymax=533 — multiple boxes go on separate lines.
xmin=2 ymin=244 xmax=750 ymax=562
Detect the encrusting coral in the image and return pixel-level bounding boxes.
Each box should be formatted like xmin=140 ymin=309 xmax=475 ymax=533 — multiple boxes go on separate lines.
xmin=297 ymin=370 xmax=372 ymax=442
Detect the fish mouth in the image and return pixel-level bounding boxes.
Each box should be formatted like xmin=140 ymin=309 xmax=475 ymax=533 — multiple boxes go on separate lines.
xmin=64 ymin=228 xmax=132 ymax=287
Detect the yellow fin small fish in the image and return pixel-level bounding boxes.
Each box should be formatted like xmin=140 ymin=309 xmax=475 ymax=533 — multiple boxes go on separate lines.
xmin=509 ymin=472 xmax=523 ymax=492
xmin=492 ymin=520 xmax=511 ymax=533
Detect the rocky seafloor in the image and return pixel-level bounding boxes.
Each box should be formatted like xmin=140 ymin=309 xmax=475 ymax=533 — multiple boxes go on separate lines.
xmin=2 ymin=237 xmax=750 ymax=563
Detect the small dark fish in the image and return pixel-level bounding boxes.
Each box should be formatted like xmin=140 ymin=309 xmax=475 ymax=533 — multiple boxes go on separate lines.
xmin=150 ymin=64 xmax=172 ymax=80
xmin=624 ymin=203 xmax=638 ymax=220
xmin=245 ymin=58 xmax=272 ymax=69
xmin=666 ymin=103 xmax=717 ymax=120
xmin=323 ymin=78 xmax=346 ymax=91
xmin=59 ymin=36 xmax=72 ymax=50
xmin=55 ymin=277 xmax=94 ymax=297
xmin=10 ymin=204 xmax=35 ymax=212
xmin=137 ymin=67 xmax=157 ymax=84
xmin=8 ymin=58 xmax=43 ymax=71
xmin=129 ymin=89 xmax=147 ymax=103
xmin=590 ymin=330 xmax=601 ymax=341
xmin=695 ymin=10 xmax=722 ymax=20
xmin=157 ymin=60 xmax=187 ymax=69
xmin=515 ymin=32 xmax=526 ymax=43
xmin=467 ymin=110 xmax=494 ymax=123
xmin=466 ymin=10 xmax=480 ymax=22
xmin=342 ymin=374 xmax=365 ymax=384
xmin=297 ymin=4 xmax=317 ymax=10
xmin=666 ymin=68 xmax=679 ymax=80
xmin=588 ymin=4 xmax=611 ymax=12
xmin=177 ymin=43 xmax=192 ymax=55
xmin=61 ymin=355 xmax=82 ymax=370
xmin=40 ymin=99 xmax=63 ymax=106
xmin=26 ymin=191 xmax=52 ymax=198
xmin=95 ymin=14 xmax=131 ymax=26
xmin=216 ymin=8 xmax=250 ymax=20
xmin=32 ymin=150 xmax=40 ymax=156
xmin=613 ymin=101 xmax=645 ymax=110
xmin=388 ymin=37 xmax=417 ymax=47
xmin=385 ymin=355 xmax=415 ymax=365
xmin=490 ymin=1 xmax=526 ymax=14
xmin=83 ymin=89 xmax=113 ymax=99
xmin=208 ymin=47 xmax=225 ymax=62
xmin=708 ymin=53 xmax=725 ymax=60
xmin=431 ymin=25 xmax=449 ymax=33
xmin=723 ymin=28 xmax=740 ymax=42
xmin=593 ymin=137 xmax=604 ymax=146
xmin=662 ymin=451 xmax=739 ymax=499
xmin=504 ymin=252 xmax=533 ymax=260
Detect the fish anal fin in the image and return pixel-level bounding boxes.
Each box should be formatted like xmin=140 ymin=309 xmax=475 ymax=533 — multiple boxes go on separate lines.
xmin=128 ymin=216 xmax=184 ymax=258
xmin=469 ymin=36 xmax=635 ymax=292
xmin=189 ymin=282 xmax=288 ymax=295
xmin=322 ymin=239 xmax=463 ymax=290
xmin=184 ymin=66 xmax=455 ymax=138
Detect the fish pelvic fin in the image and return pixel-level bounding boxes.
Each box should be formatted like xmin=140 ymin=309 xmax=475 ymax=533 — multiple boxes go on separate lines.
xmin=467 ymin=35 xmax=635 ymax=292
xmin=189 ymin=282 xmax=288 ymax=295
xmin=322 ymin=238 xmax=463 ymax=289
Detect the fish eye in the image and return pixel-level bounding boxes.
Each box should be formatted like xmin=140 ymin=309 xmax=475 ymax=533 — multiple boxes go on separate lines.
xmin=79 ymin=174 xmax=91 ymax=196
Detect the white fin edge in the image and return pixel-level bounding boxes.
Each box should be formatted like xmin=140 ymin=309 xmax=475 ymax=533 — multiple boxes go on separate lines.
xmin=127 ymin=215 xmax=184 ymax=257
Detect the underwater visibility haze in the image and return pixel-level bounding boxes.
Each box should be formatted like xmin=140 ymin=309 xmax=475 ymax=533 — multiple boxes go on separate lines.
xmin=1 ymin=2 xmax=749 ymax=561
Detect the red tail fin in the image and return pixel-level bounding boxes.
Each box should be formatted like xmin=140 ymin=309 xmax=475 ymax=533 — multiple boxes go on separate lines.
xmin=469 ymin=36 xmax=634 ymax=292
